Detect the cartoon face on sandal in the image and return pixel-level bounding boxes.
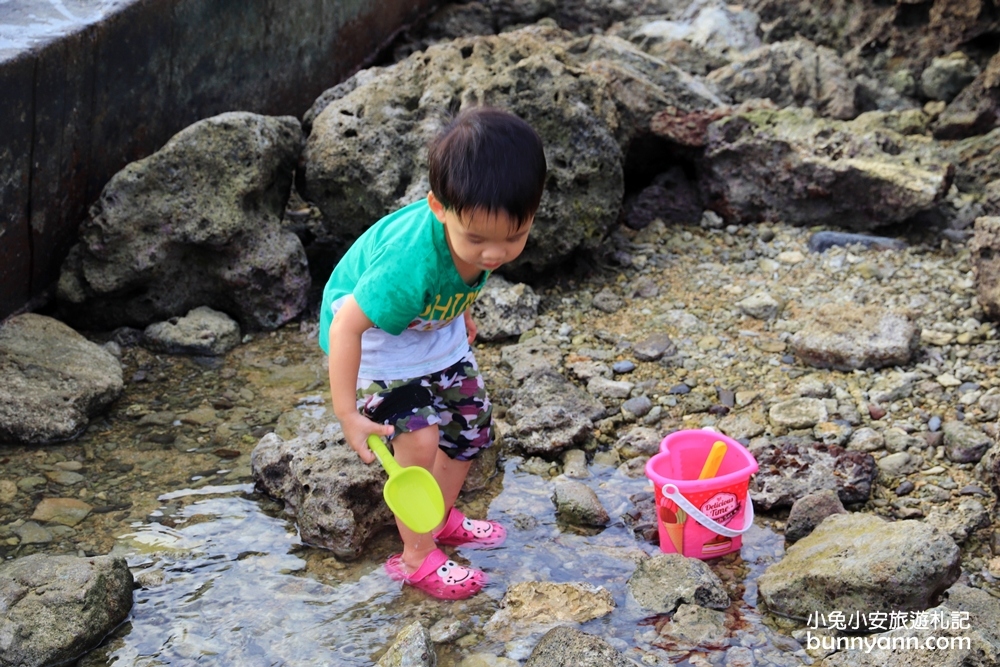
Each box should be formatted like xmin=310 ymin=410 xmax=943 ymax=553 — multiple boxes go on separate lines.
xmin=437 ymin=560 xmax=475 ymax=585
xmin=462 ymin=517 xmax=494 ymax=539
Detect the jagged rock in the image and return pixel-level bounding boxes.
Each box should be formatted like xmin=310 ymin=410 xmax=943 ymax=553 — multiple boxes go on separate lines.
xmin=921 ymin=52 xmax=980 ymax=103
xmin=484 ymin=582 xmax=615 ymax=643
xmin=971 ymin=216 xmax=1000 ymax=321
xmin=789 ymin=304 xmax=921 ymax=370
xmin=818 ymin=583 xmax=1000 ymax=666
xmin=571 ymin=33 xmax=725 ymax=146
xmin=768 ymin=397 xmax=828 ymax=430
xmin=934 ymin=52 xmax=1000 ymax=140
xmin=758 ymin=513 xmax=961 ymax=623
xmin=700 ymin=108 xmax=953 ymax=231
xmin=632 ymin=332 xmax=676 ymax=361
xmin=657 ymin=603 xmax=729 ymax=649
xmin=250 ymin=426 xmax=393 ymax=560
xmin=614 ymin=426 xmax=662 ymax=458
xmin=505 ymin=371 xmax=603 ymax=456
xmin=707 ymin=37 xmax=858 ymax=119
xmin=523 ymin=626 xmax=635 ymax=667
xmin=626 ymin=553 xmax=730 ymax=614
xmin=470 ymin=275 xmax=540 ymax=342
xmin=57 ymin=112 xmax=308 ymax=331
xmin=925 ymin=498 xmax=991 ymax=545
xmin=142 ymin=306 xmax=241 ymax=356
xmin=499 ymin=341 xmax=564 ymax=382
xmin=0 ymin=554 xmax=133 ymax=667
xmin=0 ymin=314 xmax=123 ymax=445
xmin=376 ymin=622 xmax=436 ymax=667
xmin=784 ymin=489 xmax=846 ymax=543
xmin=301 ymin=26 xmax=623 ymax=280
xmin=737 ymin=291 xmax=781 ymax=320
xmin=607 ymin=3 xmax=761 ymax=62
xmin=751 ymin=437 xmax=877 ymax=510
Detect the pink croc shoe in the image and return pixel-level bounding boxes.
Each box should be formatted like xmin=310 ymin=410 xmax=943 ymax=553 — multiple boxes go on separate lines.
xmin=433 ymin=507 xmax=507 ymax=549
xmin=385 ymin=548 xmax=485 ymax=600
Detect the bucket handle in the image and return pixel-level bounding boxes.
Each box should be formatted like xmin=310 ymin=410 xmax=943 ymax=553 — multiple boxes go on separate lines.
xmin=661 ymin=483 xmax=754 ymax=538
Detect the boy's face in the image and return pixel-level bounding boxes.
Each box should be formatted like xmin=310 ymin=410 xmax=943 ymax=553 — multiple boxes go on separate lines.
xmin=428 ymin=192 xmax=533 ymax=280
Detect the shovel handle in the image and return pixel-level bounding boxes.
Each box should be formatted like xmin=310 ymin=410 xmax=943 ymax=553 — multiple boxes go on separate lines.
xmin=366 ymin=434 xmax=403 ymax=476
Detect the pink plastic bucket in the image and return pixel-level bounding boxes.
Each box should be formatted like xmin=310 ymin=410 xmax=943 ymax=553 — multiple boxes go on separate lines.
xmin=645 ymin=429 xmax=758 ymax=559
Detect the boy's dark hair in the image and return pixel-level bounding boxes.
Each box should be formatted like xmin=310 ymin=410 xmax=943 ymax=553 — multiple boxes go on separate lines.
xmin=428 ymin=106 xmax=546 ymax=228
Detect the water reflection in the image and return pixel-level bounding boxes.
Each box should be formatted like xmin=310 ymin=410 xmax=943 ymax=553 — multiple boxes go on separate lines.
xmin=87 ymin=459 xmax=803 ymax=666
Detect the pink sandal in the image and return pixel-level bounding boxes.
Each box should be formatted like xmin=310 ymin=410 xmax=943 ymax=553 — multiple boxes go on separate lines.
xmin=433 ymin=507 xmax=507 ymax=549
xmin=385 ymin=548 xmax=485 ymax=600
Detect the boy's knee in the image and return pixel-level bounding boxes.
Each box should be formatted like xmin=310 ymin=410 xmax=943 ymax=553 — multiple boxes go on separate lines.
xmin=395 ymin=425 xmax=440 ymax=456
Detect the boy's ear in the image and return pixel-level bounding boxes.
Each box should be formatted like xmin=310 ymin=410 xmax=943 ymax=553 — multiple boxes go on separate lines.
xmin=427 ymin=191 xmax=447 ymax=222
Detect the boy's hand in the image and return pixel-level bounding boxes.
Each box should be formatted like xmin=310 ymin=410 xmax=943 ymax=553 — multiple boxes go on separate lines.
xmin=339 ymin=411 xmax=394 ymax=465
xmin=464 ymin=309 xmax=478 ymax=343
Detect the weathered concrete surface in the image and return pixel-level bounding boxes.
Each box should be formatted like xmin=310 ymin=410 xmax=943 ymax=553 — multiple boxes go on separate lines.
xmin=0 ymin=0 xmax=437 ymax=321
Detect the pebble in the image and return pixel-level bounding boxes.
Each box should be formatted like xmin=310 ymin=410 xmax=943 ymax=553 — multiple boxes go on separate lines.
xmin=895 ymin=480 xmax=915 ymax=496
xmin=612 ymin=360 xmax=636 ymax=374
xmin=928 ymin=415 xmax=942 ymax=431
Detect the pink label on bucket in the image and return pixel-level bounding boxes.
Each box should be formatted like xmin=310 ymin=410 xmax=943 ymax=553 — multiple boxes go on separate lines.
xmin=701 ymin=492 xmax=740 ymax=525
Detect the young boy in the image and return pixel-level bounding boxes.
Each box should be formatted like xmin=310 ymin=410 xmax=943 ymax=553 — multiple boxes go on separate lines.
xmin=319 ymin=106 xmax=546 ymax=599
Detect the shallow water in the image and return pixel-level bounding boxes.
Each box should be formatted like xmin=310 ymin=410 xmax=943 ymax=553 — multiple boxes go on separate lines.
xmin=2 ymin=328 xmax=807 ymax=666
xmin=93 ymin=455 xmax=799 ymax=665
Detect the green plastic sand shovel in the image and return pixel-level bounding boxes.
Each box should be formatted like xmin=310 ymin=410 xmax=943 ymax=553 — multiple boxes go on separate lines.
xmin=366 ymin=434 xmax=445 ymax=533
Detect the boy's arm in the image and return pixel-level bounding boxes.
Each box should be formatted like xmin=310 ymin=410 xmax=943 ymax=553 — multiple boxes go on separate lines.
xmin=328 ymin=296 xmax=394 ymax=464
xmin=463 ymin=308 xmax=477 ymax=343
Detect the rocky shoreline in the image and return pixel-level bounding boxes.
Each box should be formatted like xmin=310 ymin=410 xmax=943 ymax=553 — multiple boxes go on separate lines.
xmin=2 ymin=0 xmax=1000 ymax=665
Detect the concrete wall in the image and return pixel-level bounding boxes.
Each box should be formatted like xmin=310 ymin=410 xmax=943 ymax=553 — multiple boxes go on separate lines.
xmin=0 ymin=0 xmax=436 ymax=321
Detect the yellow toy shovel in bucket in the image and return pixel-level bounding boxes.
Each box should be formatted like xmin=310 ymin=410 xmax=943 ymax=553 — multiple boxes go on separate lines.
xmin=366 ymin=434 xmax=445 ymax=534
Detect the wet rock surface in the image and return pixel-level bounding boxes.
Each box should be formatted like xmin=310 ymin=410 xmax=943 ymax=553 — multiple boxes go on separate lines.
xmin=626 ymin=553 xmax=730 ymax=614
xmin=0 ymin=314 xmax=123 ymax=445
xmin=758 ymin=513 xmax=961 ymax=622
xmin=0 ymin=554 xmax=133 ymax=667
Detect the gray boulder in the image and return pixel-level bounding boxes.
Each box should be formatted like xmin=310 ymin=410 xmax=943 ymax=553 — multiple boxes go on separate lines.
xmin=789 ymin=304 xmax=921 ymax=371
xmin=700 ymin=108 xmax=953 ymax=231
xmin=751 ymin=437 xmax=877 ymax=510
xmin=0 ymin=314 xmax=123 ymax=445
xmin=250 ymin=426 xmax=393 ymax=560
xmin=934 ymin=52 xmax=1000 ymax=140
xmin=505 ymin=371 xmax=604 ymax=456
xmin=523 ymin=626 xmax=637 ymax=667
xmin=920 ymin=52 xmax=980 ymax=103
xmin=470 ymin=275 xmax=540 ymax=341
xmin=570 ymin=33 xmax=725 ymax=146
xmin=301 ymin=26 xmax=624 ymax=280
xmin=0 ymin=554 xmax=133 ymax=667
xmin=758 ymin=513 xmax=961 ymax=622
xmin=626 ymin=553 xmax=730 ymax=614
xmin=57 ymin=112 xmax=309 ymax=332
xmin=707 ymin=37 xmax=858 ymax=120
xmin=971 ymin=216 xmax=1000 ymax=321
xmin=552 ymin=480 xmax=609 ymax=527
xmin=142 ymin=306 xmax=241 ymax=356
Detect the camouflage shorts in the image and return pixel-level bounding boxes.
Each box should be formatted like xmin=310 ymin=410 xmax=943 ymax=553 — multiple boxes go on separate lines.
xmin=356 ymin=351 xmax=494 ymax=461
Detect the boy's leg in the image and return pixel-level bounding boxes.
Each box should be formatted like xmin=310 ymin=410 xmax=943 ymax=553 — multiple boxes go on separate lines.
xmin=390 ymin=425 xmax=443 ymax=572
xmin=432 ymin=451 xmax=474 ymax=510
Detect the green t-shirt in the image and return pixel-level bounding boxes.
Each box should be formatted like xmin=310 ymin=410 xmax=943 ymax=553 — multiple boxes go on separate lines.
xmin=318 ymin=199 xmax=488 ymax=379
